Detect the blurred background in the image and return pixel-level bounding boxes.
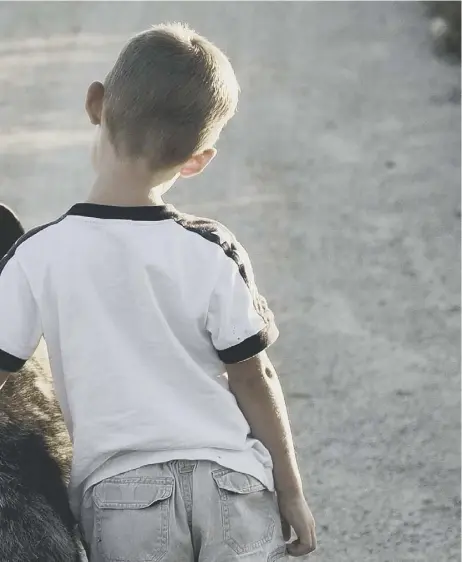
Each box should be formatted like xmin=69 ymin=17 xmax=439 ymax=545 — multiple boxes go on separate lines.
xmin=0 ymin=2 xmax=460 ymax=560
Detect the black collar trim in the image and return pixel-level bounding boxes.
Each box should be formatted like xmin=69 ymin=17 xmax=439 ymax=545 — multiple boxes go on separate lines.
xmin=67 ymin=203 xmax=178 ymax=221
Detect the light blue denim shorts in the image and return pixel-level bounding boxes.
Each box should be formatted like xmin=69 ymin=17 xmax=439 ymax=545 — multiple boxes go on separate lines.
xmin=80 ymin=460 xmax=288 ymax=562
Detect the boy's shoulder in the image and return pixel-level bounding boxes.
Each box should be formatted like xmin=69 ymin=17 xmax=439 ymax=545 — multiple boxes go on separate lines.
xmin=172 ymin=209 xmax=256 ymax=285
xmin=0 ymin=212 xmax=67 ymax=270
xmin=172 ymin=209 xmax=252 ymax=267
xmin=173 ymin=210 xmax=238 ymax=249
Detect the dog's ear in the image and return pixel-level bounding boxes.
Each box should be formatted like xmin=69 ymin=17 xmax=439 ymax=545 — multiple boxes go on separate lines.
xmin=0 ymin=204 xmax=25 ymax=259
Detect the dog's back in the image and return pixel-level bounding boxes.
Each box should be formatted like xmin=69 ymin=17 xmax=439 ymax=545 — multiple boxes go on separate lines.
xmin=0 ymin=412 xmax=80 ymax=562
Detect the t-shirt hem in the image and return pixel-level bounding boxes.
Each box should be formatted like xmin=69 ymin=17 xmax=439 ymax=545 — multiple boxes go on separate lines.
xmin=70 ymin=448 xmax=274 ymax=519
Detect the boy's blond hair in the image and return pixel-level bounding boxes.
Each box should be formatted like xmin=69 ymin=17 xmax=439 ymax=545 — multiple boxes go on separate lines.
xmin=103 ymin=23 xmax=239 ymax=171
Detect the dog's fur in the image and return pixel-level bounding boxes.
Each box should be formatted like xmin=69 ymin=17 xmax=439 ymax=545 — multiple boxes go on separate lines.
xmin=0 ymin=203 xmax=79 ymax=562
xmin=0 ymin=204 xmax=25 ymax=258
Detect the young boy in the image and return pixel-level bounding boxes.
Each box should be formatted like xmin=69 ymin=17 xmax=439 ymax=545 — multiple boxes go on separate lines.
xmin=0 ymin=24 xmax=316 ymax=561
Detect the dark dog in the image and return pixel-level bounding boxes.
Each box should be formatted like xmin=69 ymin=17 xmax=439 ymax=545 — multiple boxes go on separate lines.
xmin=0 ymin=203 xmax=25 ymax=258
xmin=0 ymin=203 xmax=79 ymax=562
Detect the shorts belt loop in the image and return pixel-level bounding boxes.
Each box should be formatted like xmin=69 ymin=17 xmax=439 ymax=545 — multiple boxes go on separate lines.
xmin=179 ymin=460 xmax=198 ymax=473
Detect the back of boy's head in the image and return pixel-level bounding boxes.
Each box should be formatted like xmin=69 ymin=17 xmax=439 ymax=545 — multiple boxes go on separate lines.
xmin=103 ymin=23 xmax=239 ymax=171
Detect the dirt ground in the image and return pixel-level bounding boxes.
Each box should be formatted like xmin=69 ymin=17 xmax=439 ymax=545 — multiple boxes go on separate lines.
xmin=0 ymin=2 xmax=460 ymax=561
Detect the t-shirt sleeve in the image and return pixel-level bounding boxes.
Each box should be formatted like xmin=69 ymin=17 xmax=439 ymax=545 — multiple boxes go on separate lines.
xmin=206 ymin=240 xmax=279 ymax=364
xmin=0 ymin=254 xmax=42 ymax=372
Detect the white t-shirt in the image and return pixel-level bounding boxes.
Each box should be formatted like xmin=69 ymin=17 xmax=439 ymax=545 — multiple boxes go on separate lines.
xmin=0 ymin=203 xmax=279 ymax=516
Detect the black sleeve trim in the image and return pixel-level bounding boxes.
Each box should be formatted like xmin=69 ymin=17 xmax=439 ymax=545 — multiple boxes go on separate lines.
xmin=217 ymin=322 xmax=279 ymax=365
xmin=0 ymin=348 xmax=26 ymax=372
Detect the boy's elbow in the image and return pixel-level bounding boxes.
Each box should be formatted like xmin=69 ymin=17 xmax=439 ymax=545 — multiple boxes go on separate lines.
xmin=226 ymin=351 xmax=277 ymax=386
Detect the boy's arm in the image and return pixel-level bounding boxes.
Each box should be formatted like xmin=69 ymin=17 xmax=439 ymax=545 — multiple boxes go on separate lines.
xmin=205 ymin=234 xmax=316 ymax=555
xmin=227 ymin=352 xmax=316 ymax=557
xmin=0 ymin=253 xmax=42 ymax=379
xmin=227 ymin=351 xmax=302 ymax=495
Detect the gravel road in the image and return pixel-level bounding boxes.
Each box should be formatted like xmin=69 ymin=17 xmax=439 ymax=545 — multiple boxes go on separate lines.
xmin=0 ymin=2 xmax=460 ymax=560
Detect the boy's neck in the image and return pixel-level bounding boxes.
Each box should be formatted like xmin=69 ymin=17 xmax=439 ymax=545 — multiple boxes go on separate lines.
xmin=87 ymin=173 xmax=170 ymax=207
xmin=87 ymin=186 xmax=165 ymax=207
xmin=88 ymin=137 xmax=177 ymax=207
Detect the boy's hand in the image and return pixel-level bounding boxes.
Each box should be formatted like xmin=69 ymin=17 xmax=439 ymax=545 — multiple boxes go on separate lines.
xmin=278 ymin=491 xmax=317 ymax=557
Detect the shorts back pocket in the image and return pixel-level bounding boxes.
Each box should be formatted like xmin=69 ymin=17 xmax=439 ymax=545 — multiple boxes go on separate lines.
xmin=93 ymin=476 xmax=174 ymax=562
xmin=212 ymin=469 xmax=275 ymax=555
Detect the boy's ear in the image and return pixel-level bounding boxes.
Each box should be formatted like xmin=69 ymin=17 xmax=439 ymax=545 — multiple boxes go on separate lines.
xmin=179 ymin=148 xmax=217 ymax=179
xmin=85 ymin=82 xmax=105 ymax=126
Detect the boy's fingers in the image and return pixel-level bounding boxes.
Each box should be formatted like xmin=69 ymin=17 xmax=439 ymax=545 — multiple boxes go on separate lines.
xmin=312 ymin=528 xmax=317 ymax=549
xmin=281 ymin=516 xmax=291 ymax=541
xmin=286 ymin=536 xmax=316 ymax=557
xmin=286 ymin=540 xmax=315 ymax=557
